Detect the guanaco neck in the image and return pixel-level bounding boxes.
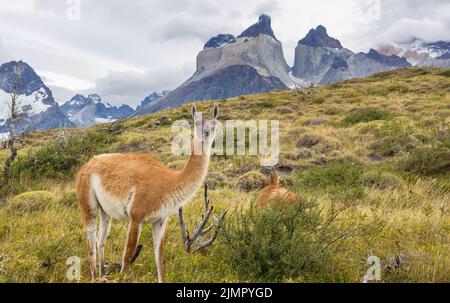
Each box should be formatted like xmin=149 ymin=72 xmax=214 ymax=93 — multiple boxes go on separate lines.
xmin=269 ymin=169 xmax=279 ymax=188
xmin=178 ymin=140 xmax=211 ymax=187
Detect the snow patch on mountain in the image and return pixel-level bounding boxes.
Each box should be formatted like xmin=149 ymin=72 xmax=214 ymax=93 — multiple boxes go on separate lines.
xmin=60 ymin=94 xmax=133 ymax=127
xmin=0 ymin=88 xmax=52 ymax=128
xmin=378 ymin=38 xmax=450 ymax=67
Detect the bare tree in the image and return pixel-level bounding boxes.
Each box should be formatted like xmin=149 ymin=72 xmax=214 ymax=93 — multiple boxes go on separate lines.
xmin=2 ymin=67 xmax=26 ymax=180
xmin=178 ymin=183 xmax=226 ymax=253
xmin=295 ymin=83 xmax=316 ymax=102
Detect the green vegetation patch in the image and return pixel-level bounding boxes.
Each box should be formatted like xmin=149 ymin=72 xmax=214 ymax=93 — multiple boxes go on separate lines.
xmin=295 ymin=162 xmax=365 ymax=202
xmin=400 ymin=146 xmax=450 ymax=176
xmin=236 ymin=171 xmax=267 ymax=192
xmin=221 ymin=200 xmax=343 ymax=282
xmin=7 ymin=191 xmax=57 ymax=214
xmin=13 ymin=129 xmax=116 ymax=180
xmin=341 ymin=108 xmax=392 ymax=126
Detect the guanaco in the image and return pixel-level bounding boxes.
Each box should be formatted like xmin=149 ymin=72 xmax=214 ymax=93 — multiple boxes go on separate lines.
xmin=256 ymin=167 xmax=297 ymax=207
xmin=76 ymin=104 xmax=219 ymax=282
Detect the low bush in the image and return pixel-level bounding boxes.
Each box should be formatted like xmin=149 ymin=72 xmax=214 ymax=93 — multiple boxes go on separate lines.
xmin=368 ymin=118 xmax=421 ymax=157
xmin=400 ymin=146 xmax=450 ymax=176
xmin=58 ymin=190 xmax=78 ymax=208
xmin=439 ymin=69 xmax=450 ymax=77
xmin=261 ymin=99 xmax=276 ymax=108
xmin=221 ymin=199 xmax=344 ymax=282
xmin=324 ymin=106 xmax=343 ymax=116
xmin=7 ymin=191 xmax=57 ymax=214
xmin=369 ymin=135 xmax=419 ymax=157
xmin=341 ymin=108 xmax=391 ymax=126
xmin=8 ymin=130 xmax=116 ymax=182
xmin=362 ymin=171 xmax=404 ymax=190
xmin=296 ymin=134 xmax=323 ymax=148
xmin=206 ymin=172 xmax=229 ymax=190
xmin=236 ymin=171 xmax=267 ymax=192
xmin=296 ymin=162 xmax=365 ymax=201
xmin=366 ymin=85 xmax=409 ymax=96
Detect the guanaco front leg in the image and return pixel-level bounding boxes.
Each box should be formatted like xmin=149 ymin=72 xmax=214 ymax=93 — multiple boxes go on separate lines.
xmin=121 ymin=220 xmax=142 ymax=273
xmin=152 ymin=217 xmax=168 ymax=283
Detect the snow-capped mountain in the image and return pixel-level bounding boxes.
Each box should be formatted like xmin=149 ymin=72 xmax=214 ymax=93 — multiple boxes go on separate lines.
xmin=60 ymin=94 xmax=134 ymax=127
xmin=0 ymin=60 xmax=75 ymax=136
xmin=378 ymin=38 xmax=450 ymax=68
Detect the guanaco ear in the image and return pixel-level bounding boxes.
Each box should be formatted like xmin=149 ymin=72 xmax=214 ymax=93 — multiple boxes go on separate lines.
xmin=212 ymin=104 xmax=219 ymax=119
xmin=191 ymin=104 xmax=197 ymax=120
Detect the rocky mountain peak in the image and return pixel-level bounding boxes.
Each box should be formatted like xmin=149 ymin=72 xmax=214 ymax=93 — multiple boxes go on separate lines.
xmin=204 ymin=34 xmax=236 ymax=49
xmin=0 ymin=60 xmax=54 ymax=103
xmin=0 ymin=60 xmax=75 ymax=131
xmin=87 ymin=94 xmax=102 ymax=103
xmin=299 ymin=25 xmax=343 ymax=49
xmin=237 ymin=14 xmax=277 ymax=41
xmin=61 ymin=93 xmax=133 ymax=127
xmin=71 ymin=94 xmax=85 ymax=100
xmin=138 ymin=91 xmax=170 ymax=109
xmin=366 ymin=48 xmax=410 ymax=67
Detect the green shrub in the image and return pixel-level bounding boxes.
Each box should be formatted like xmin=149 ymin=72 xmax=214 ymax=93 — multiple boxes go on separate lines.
xmin=366 ymin=85 xmax=409 ymax=96
xmin=221 ymin=199 xmax=343 ymax=282
xmin=437 ymin=129 xmax=450 ymax=148
xmin=400 ymin=147 xmax=450 ymax=176
xmin=296 ymin=162 xmax=365 ymax=201
xmin=324 ymin=106 xmax=343 ymax=116
xmin=369 ymin=118 xmax=420 ymax=157
xmin=261 ymin=99 xmax=276 ymax=108
xmin=362 ymin=171 xmax=404 ymax=190
xmin=296 ymin=134 xmax=323 ymax=148
xmin=9 ymin=130 xmax=116 ymax=182
xmin=58 ymin=190 xmax=78 ymax=208
xmin=439 ymin=69 xmax=450 ymax=77
xmin=7 ymin=191 xmax=57 ymax=214
xmin=341 ymin=108 xmax=391 ymax=126
xmin=236 ymin=171 xmax=267 ymax=192
xmin=328 ymin=82 xmax=344 ymax=89
xmin=312 ymin=96 xmax=325 ymax=104
xmin=369 ymin=135 xmax=419 ymax=157
xmin=206 ymin=172 xmax=228 ymax=190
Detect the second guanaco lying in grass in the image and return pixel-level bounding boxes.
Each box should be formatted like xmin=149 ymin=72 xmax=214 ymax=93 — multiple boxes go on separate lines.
xmin=256 ymin=167 xmax=297 ymax=207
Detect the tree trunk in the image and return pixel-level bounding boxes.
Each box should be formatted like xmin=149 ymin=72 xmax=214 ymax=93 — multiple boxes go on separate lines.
xmin=2 ymin=140 xmax=17 ymax=180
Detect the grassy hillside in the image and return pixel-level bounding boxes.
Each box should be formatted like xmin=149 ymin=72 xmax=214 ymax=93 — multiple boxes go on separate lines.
xmin=0 ymin=67 xmax=449 ymax=282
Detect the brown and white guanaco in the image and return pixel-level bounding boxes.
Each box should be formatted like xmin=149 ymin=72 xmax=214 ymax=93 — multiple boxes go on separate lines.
xmin=256 ymin=167 xmax=297 ymax=207
xmin=76 ymin=104 xmax=219 ymax=282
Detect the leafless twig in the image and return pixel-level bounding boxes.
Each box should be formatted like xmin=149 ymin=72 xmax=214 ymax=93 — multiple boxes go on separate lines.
xmin=178 ymin=183 xmax=226 ymax=253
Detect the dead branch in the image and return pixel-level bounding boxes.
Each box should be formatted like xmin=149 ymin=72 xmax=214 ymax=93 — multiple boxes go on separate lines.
xmin=2 ymin=70 xmax=23 ymax=181
xmin=178 ymin=183 xmax=226 ymax=253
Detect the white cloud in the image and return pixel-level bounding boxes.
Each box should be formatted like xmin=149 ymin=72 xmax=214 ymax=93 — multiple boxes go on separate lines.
xmin=0 ymin=0 xmax=448 ymax=106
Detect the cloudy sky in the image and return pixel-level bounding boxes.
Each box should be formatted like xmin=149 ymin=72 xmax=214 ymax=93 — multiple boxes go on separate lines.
xmin=0 ymin=0 xmax=449 ymax=107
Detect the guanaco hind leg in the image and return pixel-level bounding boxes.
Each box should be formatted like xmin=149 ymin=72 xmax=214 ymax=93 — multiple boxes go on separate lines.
xmin=97 ymin=207 xmax=112 ymax=277
xmin=76 ymin=177 xmax=99 ymax=281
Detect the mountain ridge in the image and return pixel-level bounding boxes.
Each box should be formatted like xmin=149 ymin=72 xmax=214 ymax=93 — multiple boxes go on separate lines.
xmin=137 ymin=15 xmax=437 ymax=115
xmin=60 ymin=94 xmax=134 ymax=127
